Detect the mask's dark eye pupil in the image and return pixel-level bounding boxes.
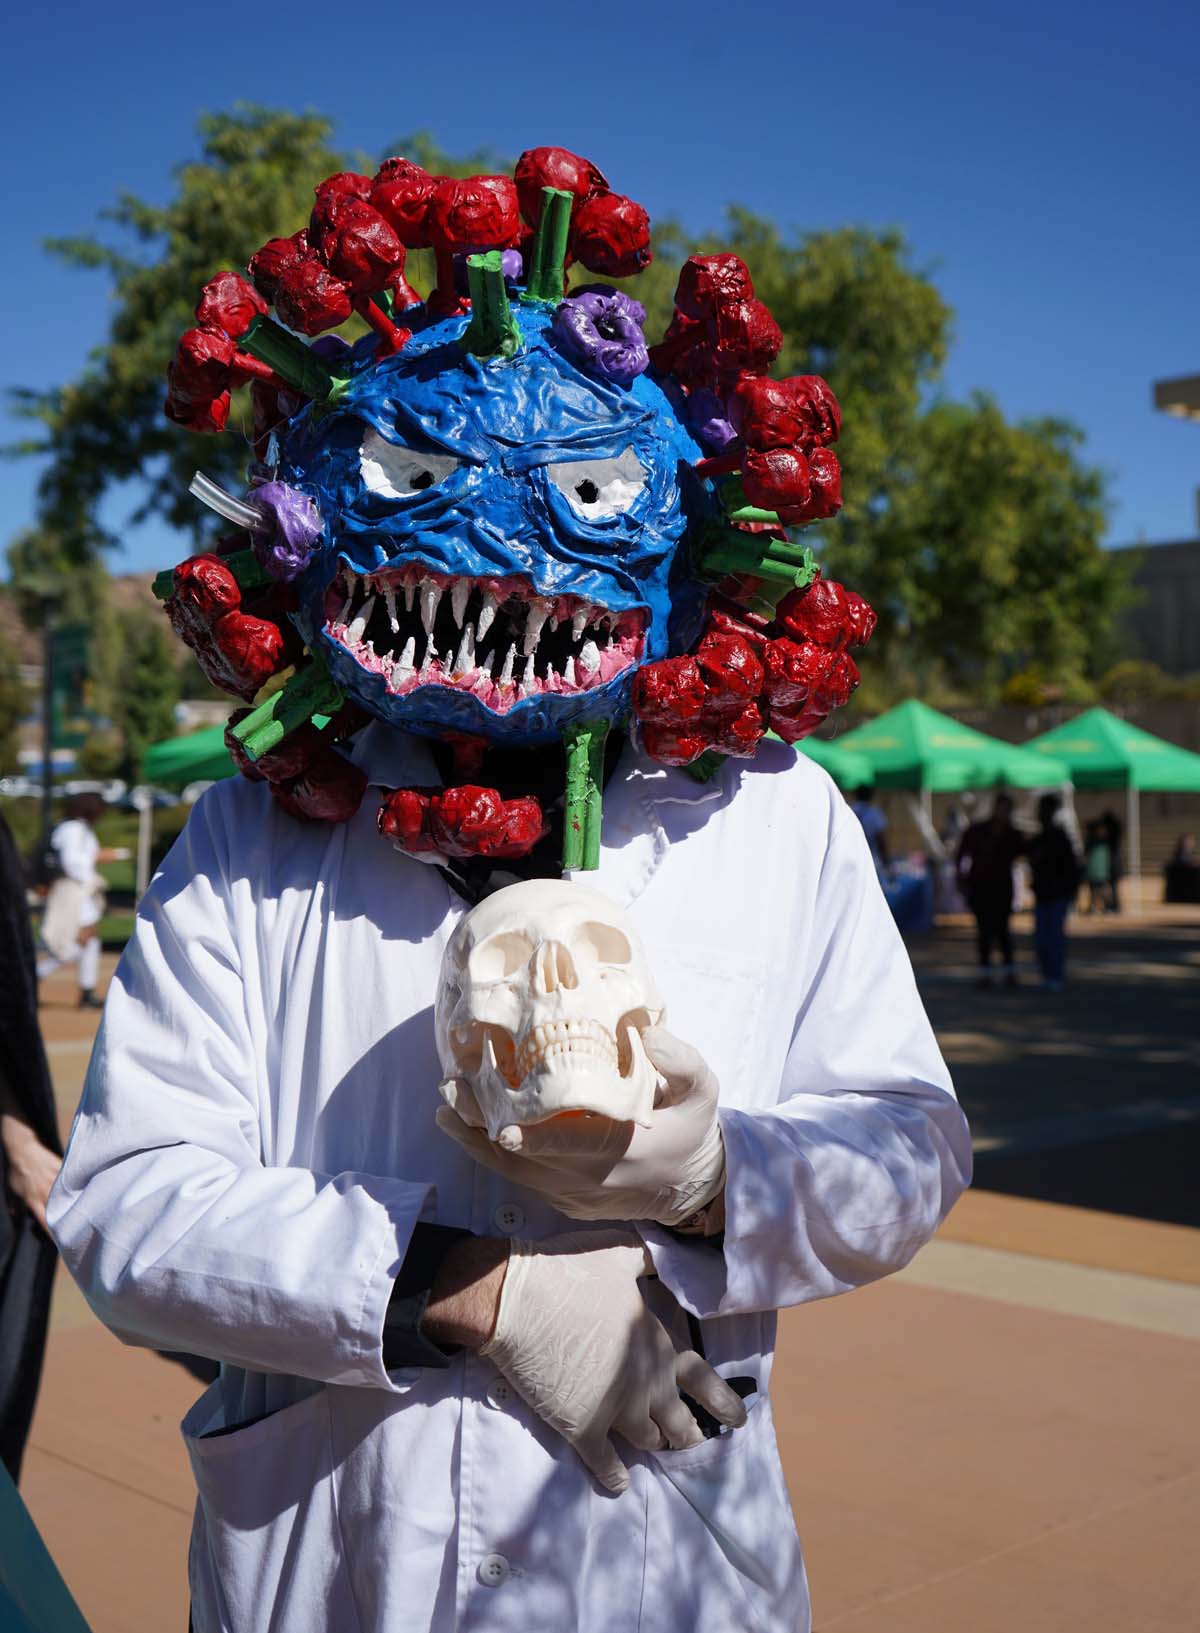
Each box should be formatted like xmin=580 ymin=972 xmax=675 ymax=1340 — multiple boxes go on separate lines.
xmin=411 ymin=469 xmax=434 ymax=491
xmin=575 ymin=479 xmax=600 ymax=505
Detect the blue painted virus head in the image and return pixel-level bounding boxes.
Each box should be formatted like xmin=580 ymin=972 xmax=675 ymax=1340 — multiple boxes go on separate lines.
xmin=279 ymin=300 xmax=708 ymax=747
xmin=158 ymin=148 xmax=861 ymax=857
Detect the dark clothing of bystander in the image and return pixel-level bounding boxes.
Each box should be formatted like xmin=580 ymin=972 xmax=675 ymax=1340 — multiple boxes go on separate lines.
xmin=0 ymin=814 xmax=60 ymax=1480
xmin=1026 ymin=822 xmax=1080 ymax=989
xmin=956 ymin=815 xmax=1025 ymax=980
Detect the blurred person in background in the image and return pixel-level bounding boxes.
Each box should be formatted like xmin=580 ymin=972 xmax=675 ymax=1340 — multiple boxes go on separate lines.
xmin=1083 ymin=818 xmax=1110 ymax=914
xmin=1100 ymin=808 xmax=1123 ymax=913
xmin=35 ymin=793 xmax=119 ymax=1009
xmin=1164 ymin=833 xmax=1200 ymax=904
xmin=850 ymin=785 xmax=889 ymax=872
xmin=955 ymin=792 xmax=1025 ymax=990
xmin=0 ymin=810 xmax=61 ymax=1481
xmin=1026 ymin=793 xmax=1081 ymax=992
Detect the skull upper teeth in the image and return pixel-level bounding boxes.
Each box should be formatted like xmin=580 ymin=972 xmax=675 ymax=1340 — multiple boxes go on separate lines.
xmin=514 ymin=1018 xmax=619 ymax=1081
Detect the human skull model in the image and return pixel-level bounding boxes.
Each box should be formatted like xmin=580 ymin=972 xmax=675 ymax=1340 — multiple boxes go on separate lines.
xmin=436 ymin=879 xmax=664 ymax=1138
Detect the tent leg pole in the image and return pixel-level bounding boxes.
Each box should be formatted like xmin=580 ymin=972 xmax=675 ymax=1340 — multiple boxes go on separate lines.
xmin=136 ymin=800 xmax=153 ymax=903
xmin=1126 ymin=783 xmax=1140 ymax=914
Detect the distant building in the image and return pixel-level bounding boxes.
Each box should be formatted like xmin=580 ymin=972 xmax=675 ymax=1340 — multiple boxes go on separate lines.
xmin=1110 ymin=539 xmax=1200 ymax=675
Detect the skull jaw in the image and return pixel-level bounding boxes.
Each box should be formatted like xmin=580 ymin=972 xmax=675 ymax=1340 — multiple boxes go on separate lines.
xmin=471 ymin=1046 xmax=658 ymax=1141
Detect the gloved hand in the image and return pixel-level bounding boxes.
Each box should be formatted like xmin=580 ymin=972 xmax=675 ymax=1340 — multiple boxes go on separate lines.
xmin=481 ymin=1229 xmax=746 ymax=1493
xmin=437 ymin=1026 xmax=726 ymax=1228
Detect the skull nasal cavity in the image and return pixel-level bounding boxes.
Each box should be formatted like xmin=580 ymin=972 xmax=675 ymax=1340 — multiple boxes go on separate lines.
xmin=535 ymin=939 xmax=579 ymax=993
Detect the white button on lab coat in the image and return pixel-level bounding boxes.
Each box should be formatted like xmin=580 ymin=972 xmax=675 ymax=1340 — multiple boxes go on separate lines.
xmin=49 ymin=728 xmax=971 ymax=1633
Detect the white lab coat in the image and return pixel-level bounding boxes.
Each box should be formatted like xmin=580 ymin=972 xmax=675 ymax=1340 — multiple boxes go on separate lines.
xmin=49 ymin=726 xmax=971 ymax=1633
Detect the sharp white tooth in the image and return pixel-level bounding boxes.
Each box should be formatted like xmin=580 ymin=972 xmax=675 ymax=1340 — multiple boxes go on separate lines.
xmin=346 ymin=594 xmax=375 ymax=645
xmin=477 ymin=589 xmax=498 ymax=641
xmin=545 ymin=662 xmax=558 ymax=691
xmin=397 ymin=636 xmax=416 ymax=676
xmin=522 ymin=598 xmax=551 ymax=656
xmin=383 ymin=582 xmax=399 ymax=634
xmin=605 ymin=633 xmax=615 ymax=651
xmin=421 ymin=636 xmax=438 ymax=674
xmin=403 ymin=578 xmax=416 ymax=613
xmin=420 ymin=580 xmax=442 ymax=635
xmin=563 ymin=656 xmax=576 ymax=688
xmin=479 ymin=650 xmax=495 ymax=679
xmin=451 ymin=579 xmax=471 ymax=630
xmin=499 ymin=645 xmax=516 ymax=687
xmin=453 ymin=622 xmax=475 ymax=676
xmin=522 ymin=653 xmax=537 ymax=690
xmin=571 ymin=607 xmax=588 ymax=642
xmin=579 ymin=639 xmax=601 ymax=675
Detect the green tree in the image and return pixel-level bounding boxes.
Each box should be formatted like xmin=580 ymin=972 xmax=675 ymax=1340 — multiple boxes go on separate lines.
xmin=10 ymin=108 xmax=352 ymax=552
xmin=870 ymin=396 xmax=1123 ymax=693
xmin=0 ymin=648 xmax=26 ymax=774
xmin=111 ymin=608 xmax=181 ymax=777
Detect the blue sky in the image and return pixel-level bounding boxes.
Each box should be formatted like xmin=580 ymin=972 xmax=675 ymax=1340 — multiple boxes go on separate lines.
xmin=2 ymin=0 xmax=1197 ymax=579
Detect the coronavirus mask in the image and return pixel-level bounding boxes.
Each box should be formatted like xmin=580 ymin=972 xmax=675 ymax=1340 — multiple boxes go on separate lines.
xmin=153 ymin=146 xmax=877 ymax=870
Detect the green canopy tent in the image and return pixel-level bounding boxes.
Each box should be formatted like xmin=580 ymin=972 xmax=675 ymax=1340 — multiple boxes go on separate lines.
xmin=797 ymin=736 xmax=876 ymax=789
xmin=1024 ymin=707 xmax=1200 ymax=887
xmin=140 ymin=723 xmax=237 ymax=790
xmin=836 ymin=699 xmax=1070 ymax=806
xmin=132 ymin=725 xmax=238 ymax=899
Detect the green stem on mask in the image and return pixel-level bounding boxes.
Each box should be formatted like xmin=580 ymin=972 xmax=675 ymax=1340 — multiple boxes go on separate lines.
xmin=229 ymin=656 xmax=344 ymax=763
xmin=682 ymin=750 xmax=727 ymax=784
xmin=698 ymin=532 xmax=818 ymax=592
xmin=461 ymin=252 xmax=522 ymax=359
xmin=522 ymin=187 xmax=574 ymax=306
xmin=152 ymin=547 xmax=273 ymax=603
xmin=237 ymin=316 xmax=349 ymax=403
xmin=562 ymin=718 xmax=608 ymax=871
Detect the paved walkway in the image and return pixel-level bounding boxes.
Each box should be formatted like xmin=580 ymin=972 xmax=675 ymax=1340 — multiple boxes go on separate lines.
xmin=22 ymin=921 xmax=1200 ymax=1631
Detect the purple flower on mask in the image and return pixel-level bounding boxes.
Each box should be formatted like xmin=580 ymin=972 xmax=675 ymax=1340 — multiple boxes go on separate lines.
xmin=686 ymin=387 xmax=737 ymax=454
xmin=553 ymin=285 xmax=649 ymax=386
xmin=249 ymin=482 xmax=324 ymax=582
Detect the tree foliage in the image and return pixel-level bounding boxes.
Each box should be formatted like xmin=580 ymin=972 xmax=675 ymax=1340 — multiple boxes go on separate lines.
xmin=0 ymin=648 xmax=26 ymax=774
xmin=8 ymin=106 xmax=1126 ymax=702
xmin=112 ymin=608 xmax=181 ymax=778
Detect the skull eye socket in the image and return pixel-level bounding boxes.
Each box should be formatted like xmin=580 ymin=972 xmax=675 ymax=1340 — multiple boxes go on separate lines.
xmin=469 ymin=930 xmax=535 ymax=984
xmin=546 ymin=449 xmax=647 ymax=520
xmin=360 ymin=428 xmax=462 ymax=499
xmin=573 ymin=922 xmax=633 ymax=968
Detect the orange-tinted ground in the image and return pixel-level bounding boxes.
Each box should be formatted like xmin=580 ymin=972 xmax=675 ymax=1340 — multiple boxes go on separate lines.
xmin=22 ymin=903 xmax=1200 ymax=1631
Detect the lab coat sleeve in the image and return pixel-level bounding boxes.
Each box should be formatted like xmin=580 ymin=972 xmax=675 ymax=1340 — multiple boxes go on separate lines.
xmin=47 ymin=794 xmax=432 ymax=1390
xmin=643 ymin=798 xmax=972 ymax=1319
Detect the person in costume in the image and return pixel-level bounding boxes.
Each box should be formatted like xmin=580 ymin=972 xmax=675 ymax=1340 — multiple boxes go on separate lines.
xmin=48 ymin=148 xmax=971 ymax=1633
xmin=36 ymin=792 xmax=119 ymax=1009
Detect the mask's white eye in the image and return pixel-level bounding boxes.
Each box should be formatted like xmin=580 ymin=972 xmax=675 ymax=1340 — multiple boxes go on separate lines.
xmin=547 ymin=449 xmax=647 ymax=519
xmin=360 ymin=428 xmax=462 ymax=498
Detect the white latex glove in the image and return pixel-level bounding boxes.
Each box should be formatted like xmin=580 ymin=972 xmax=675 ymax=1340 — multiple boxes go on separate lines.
xmin=437 ymin=1026 xmax=726 ymax=1228
xmin=481 ymin=1229 xmax=746 ymax=1493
